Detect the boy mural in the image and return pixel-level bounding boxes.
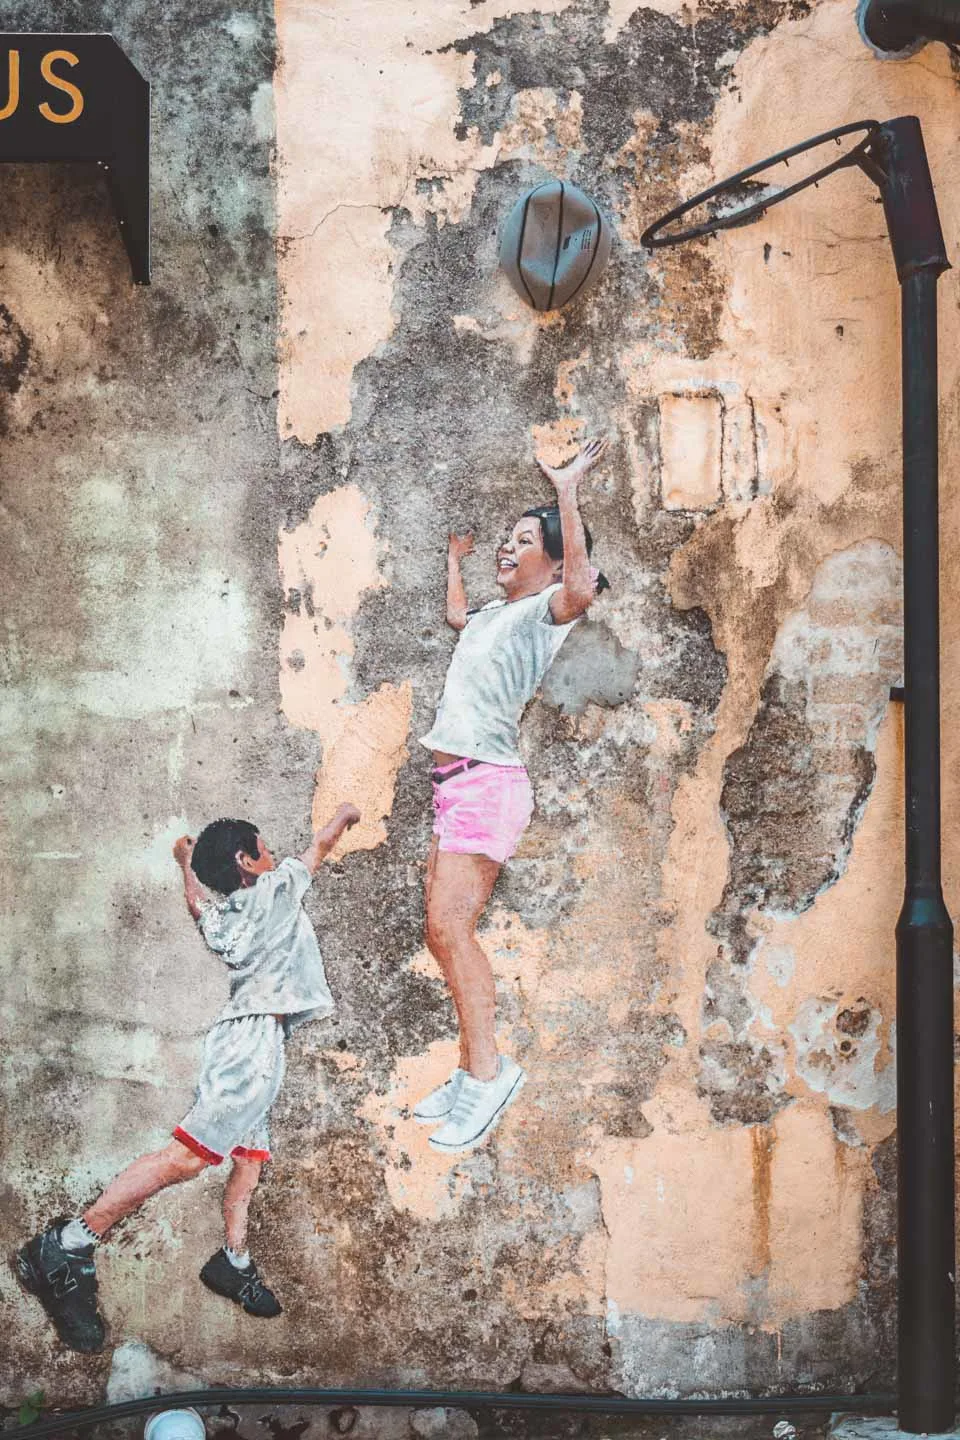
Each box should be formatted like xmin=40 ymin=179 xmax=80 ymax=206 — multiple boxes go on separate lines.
xmin=414 ymin=438 xmax=609 ymax=1154
xmin=15 ymin=800 xmax=360 ymax=1353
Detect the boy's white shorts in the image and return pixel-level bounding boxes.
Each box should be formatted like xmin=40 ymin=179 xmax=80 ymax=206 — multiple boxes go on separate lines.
xmin=174 ymin=1014 xmax=285 ymax=1164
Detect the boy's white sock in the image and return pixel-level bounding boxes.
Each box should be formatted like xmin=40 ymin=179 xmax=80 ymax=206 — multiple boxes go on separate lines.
xmin=60 ymin=1217 xmax=102 ymax=1252
xmin=225 ymin=1246 xmax=250 ymax=1270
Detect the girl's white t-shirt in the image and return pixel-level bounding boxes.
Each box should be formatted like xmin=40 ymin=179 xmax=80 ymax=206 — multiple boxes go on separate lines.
xmin=420 ymin=583 xmax=578 ymax=767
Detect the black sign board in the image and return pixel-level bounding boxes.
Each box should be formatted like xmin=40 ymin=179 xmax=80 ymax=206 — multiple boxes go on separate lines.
xmin=0 ymin=34 xmax=150 ymax=283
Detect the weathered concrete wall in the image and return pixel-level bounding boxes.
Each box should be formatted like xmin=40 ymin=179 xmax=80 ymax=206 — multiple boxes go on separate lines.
xmin=4 ymin=0 xmax=960 ymax=1420
xmin=0 ymin=0 xmax=285 ymax=1410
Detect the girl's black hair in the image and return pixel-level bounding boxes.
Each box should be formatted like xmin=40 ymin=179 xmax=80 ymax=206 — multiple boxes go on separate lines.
xmin=522 ymin=505 xmax=610 ymax=591
xmin=191 ymin=818 xmax=261 ymax=896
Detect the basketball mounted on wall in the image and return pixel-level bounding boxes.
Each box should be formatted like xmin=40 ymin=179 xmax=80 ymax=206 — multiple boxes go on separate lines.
xmin=499 ymin=179 xmax=611 ymax=311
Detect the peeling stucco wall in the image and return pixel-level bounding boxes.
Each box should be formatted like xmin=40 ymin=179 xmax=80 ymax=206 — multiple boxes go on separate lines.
xmin=4 ymin=0 xmax=960 ymax=1419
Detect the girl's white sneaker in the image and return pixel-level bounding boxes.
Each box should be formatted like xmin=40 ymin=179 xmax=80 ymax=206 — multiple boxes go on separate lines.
xmin=427 ymin=1058 xmax=525 ymax=1154
xmin=413 ymin=1068 xmax=465 ymax=1124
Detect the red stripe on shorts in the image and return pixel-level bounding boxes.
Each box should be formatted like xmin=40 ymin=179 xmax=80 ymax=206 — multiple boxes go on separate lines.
xmin=173 ymin=1126 xmax=224 ymax=1166
xmin=231 ymin=1145 xmax=272 ymax=1162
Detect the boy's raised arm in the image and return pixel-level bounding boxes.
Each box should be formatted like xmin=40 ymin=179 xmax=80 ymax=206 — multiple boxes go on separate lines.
xmin=299 ymin=803 xmax=361 ymax=875
xmin=446 ymin=532 xmax=474 ymax=631
xmin=173 ymin=835 xmax=210 ymax=920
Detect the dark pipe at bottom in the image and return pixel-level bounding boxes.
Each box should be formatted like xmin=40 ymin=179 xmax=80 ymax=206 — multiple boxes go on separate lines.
xmin=0 ymin=1387 xmax=898 ymax=1440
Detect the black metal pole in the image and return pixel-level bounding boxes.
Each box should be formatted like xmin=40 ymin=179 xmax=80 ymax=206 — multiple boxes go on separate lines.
xmin=871 ymin=116 xmax=955 ymax=1434
xmin=896 ymin=265 xmax=955 ymax=1434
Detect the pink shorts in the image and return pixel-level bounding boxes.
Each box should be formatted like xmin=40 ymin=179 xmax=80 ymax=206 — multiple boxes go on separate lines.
xmin=431 ymin=760 xmax=535 ymax=864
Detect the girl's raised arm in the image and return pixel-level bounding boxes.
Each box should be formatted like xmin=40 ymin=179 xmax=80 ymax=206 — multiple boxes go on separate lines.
xmin=539 ymin=438 xmax=608 ymax=624
xmin=446 ymin=532 xmax=474 ymax=630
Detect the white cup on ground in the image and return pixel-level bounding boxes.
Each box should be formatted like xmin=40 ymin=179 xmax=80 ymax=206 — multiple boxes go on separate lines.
xmin=143 ymin=1409 xmax=206 ymax=1440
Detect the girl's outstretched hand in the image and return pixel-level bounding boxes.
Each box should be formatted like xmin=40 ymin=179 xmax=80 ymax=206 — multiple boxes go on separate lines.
xmin=448 ymin=531 xmax=475 ymax=560
xmin=536 ymin=436 xmax=609 ymax=492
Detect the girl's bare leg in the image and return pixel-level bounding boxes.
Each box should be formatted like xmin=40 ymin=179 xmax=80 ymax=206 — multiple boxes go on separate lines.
xmin=223 ymin=1156 xmax=262 ymax=1253
xmin=425 ymin=837 xmax=469 ymax=1071
xmin=83 ymin=1139 xmax=209 ymax=1237
xmin=425 ymin=845 xmax=501 ymax=1081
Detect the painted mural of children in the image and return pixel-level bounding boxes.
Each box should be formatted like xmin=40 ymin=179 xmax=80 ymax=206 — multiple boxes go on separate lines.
xmin=416 ymin=437 xmax=609 ymax=1155
xmin=15 ymin=801 xmax=360 ymax=1353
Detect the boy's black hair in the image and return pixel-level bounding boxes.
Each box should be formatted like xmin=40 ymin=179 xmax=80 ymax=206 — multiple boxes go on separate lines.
xmin=522 ymin=505 xmax=611 ymax=591
xmin=191 ymin=818 xmax=261 ymax=896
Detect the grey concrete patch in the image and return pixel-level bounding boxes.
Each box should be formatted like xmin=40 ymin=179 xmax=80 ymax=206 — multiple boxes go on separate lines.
xmin=541 ymin=621 xmax=640 ymax=715
xmin=829 ymin=1417 xmax=960 ymax=1440
xmin=106 ymin=1340 xmax=203 ymax=1403
xmin=412 ymin=1407 xmax=480 ymax=1438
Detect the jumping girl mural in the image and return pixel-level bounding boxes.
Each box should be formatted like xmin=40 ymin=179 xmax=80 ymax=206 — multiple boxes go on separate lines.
xmin=414 ymin=437 xmax=610 ymax=1155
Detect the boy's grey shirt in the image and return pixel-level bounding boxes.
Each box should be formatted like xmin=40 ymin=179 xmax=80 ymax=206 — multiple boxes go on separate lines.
xmin=196 ymin=857 xmax=335 ymax=1030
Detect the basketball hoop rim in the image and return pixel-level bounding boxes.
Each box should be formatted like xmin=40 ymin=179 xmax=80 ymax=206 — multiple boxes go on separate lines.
xmin=640 ymin=119 xmax=881 ymax=249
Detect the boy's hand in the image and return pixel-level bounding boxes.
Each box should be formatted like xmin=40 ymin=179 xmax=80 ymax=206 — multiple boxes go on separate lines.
xmin=536 ymin=437 xmax=608 ymax=494
xmin=448 ymin=532 xmax=475 ymax=561
xmin=334 ymin=803 xmax=361 ymax=830
xmin=301 ymin=804 xmax=361 ymax=873
xmin=174 ymin=836 xmax=207 ymax=918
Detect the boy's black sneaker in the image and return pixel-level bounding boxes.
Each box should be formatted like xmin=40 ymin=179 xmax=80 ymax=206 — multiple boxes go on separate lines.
xmin=199 ymin=1248 xmax=282 ymax=1318
xmin=15 ymin=1221 xmax=106 ymax=1353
